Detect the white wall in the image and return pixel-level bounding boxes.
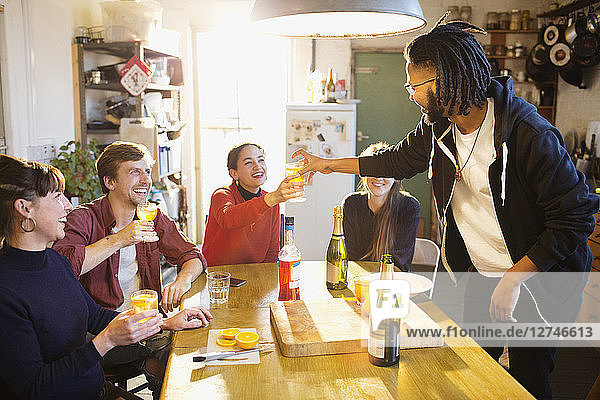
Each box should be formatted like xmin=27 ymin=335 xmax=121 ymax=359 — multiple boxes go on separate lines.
xmin=289 ymin=0 xmax=600 ymax=142
xmin=555 ymin=65 xmax=600 ymax=138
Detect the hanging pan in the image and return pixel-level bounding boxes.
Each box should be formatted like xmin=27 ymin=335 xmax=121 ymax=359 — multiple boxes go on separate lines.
xmin=572 ymin=31 xmax=600 ymax=67
xmin=531 ymin=42 xmax=550 ymax=66
xmin=543 ymin=24 xmax=562 ymax=46
xmin=549 ymin=42 xmax=572 ymax=67
xmin=559 ymin=62 xmax=586 ymax=88
xmin=526 ymin=53 xmax=554 ymax=83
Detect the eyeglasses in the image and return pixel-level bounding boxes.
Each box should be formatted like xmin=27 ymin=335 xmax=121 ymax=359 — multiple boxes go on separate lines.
xmin=404 ymin=77 xmax=436 ymax=95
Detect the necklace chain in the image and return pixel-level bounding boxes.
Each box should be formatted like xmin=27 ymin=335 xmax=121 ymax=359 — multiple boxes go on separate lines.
xmin=454 ymin=123 xmax=483 ymax=182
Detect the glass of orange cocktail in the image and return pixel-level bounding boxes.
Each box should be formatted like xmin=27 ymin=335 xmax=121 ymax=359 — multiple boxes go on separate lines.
xmin=353 ymin=275 xmax=372 ymax=306
xmin=131 ymin=289 xmax=158 ymax=322
xmin=136 ymin=202 xmax=158 ymax=221
xmin=285 ymin=162 xmax=306 ymax=203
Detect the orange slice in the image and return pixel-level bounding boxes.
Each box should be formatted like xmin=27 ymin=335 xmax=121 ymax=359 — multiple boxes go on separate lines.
xmin=235 ymin=331 xmax=259 ymax=349
xmin=216 ymin=338 xmax=236 ymax=347
xmin=220 ymin=328 xmax=240 ymax=340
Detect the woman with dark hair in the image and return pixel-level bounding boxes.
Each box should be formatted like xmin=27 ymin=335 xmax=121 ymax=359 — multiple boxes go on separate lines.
xmin=203 ymin=143 xmax=304 ymax=266
xmin=0 ymin=154 xmax=211 ymax=399
xmin=342 ymin=142 xmax=421 ymax=271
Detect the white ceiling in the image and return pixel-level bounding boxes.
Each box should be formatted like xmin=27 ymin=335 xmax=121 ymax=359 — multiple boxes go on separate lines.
xmin=157 ymin=0 xmax=253 ymax=29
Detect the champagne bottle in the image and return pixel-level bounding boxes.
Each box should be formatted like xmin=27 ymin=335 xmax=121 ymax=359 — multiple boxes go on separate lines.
xmin=278 ymin=216 xmax=301 ymax=301
xmin=380 ymin=253 xmax=395 ymax=280
xmin=325 ymin=68 xmax=336 ymax=103
xmin=326 ymin=205 xmax=348 ymax=290
xmin=369 ymin=252 xmax=400 ymax=366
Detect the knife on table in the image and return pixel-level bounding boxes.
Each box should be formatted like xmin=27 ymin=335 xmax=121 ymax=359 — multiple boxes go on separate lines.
xmin=193 ymin=349 xmax=259 ymax=362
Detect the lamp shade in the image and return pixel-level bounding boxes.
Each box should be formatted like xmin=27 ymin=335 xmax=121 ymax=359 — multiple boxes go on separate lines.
xmin=249 ymin=0 xmax=427 ymax=38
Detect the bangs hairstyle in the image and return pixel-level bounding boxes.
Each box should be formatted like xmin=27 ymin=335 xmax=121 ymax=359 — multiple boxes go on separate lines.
xmin=227 ymin=143 xmax=264 ymax=177
xmin=0 ymin=154 xmax=65 ymax=243
xmin=358 ymin=143 xmax=406 ymax=266
xmin=96 ymin=141 xmax=154 ymax=194
xmin=404 ymin=13 xmax=491 ymax=116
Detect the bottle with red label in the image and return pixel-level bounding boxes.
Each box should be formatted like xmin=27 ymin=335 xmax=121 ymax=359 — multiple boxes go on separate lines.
xmin=278 ymin=216 xmax=301 ymax=301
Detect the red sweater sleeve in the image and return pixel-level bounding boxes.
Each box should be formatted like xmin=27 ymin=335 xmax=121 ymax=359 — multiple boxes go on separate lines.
xmin=211 ymin=188 xmax=273 ymax=230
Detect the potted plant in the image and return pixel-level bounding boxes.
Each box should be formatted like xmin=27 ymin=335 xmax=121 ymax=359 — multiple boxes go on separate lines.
xmin=51 ymin=139 xmax=103 ymax=205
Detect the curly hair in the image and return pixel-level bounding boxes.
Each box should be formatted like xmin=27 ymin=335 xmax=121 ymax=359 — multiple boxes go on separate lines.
xmin=404 ymin=14 xmax=491 ymax=116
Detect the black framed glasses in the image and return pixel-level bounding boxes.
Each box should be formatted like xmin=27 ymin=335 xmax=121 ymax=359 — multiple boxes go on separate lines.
xmin=404 ymin=77 xmax=436 ymax=95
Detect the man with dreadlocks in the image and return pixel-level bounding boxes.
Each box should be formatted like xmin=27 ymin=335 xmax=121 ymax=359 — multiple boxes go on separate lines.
xmin=293 ymin=16 xmax=598 ymax=399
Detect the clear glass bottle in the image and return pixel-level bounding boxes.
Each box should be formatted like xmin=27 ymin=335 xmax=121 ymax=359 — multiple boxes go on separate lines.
xmin=278 ymin=216 xmax=301 ymax=301
xmin=510 ymin=9 xmax=522 ymax=31
xmin=499 ymin=11 xmax=511 ymax=30
xmin=447 ymin=6 xmax=459 ymax=21
xmin=326 ymin=206 xmax=348 ymax=290
xmin=486 ymin=12 xmax=499 ymax=30
xmin=460 ymin=6 xmax=472 ymax=22
xmin=522 ymin=10 xmax=530 ymax=30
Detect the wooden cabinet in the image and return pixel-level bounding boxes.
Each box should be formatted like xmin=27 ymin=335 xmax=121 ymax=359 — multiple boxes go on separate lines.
xmin=486 ymin=30 xmax=557 ymax=125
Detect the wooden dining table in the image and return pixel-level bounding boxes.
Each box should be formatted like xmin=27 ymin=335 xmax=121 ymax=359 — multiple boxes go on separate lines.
xmin=160 ymin=261 xmax=534 ymax=399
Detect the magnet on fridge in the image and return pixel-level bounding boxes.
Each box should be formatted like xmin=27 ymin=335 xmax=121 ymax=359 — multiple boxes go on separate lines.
xmin=320 ymin=142 xmax=337 ymax=158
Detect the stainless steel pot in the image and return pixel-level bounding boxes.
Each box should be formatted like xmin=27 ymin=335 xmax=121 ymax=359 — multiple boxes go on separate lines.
xmin=587 ymin=8 xmax=599 ymax=34
xmin=565 ymin=12 xmax=587 ymax=45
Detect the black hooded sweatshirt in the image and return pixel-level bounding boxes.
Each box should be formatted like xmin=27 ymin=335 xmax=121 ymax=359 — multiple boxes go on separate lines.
xmin=359 ymin=76 xmax=599 ymax=323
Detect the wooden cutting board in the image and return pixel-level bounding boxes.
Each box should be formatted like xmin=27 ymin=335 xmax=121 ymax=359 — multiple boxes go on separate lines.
xmin=270 ymin=298 xmax=444 ymax=357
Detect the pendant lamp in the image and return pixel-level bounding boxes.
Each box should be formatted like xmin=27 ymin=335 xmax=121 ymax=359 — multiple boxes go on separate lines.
xmin=249 ymin=0 xmax=427 ymax=38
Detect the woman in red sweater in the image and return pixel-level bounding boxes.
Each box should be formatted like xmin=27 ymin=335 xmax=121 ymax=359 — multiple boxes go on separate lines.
xmin=203 ymin=143 xmax=305 ymax=266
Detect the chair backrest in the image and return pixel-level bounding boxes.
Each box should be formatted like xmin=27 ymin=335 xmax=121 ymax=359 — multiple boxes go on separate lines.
xmin=411 ymin=238 xmax=440 ymax=267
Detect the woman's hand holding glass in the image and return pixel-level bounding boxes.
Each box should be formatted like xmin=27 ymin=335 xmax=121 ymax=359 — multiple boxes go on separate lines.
xmin=92 ymin=309 xmax=162 ymax=356
xmin=264 ymin=175 xmax=306 ymax=206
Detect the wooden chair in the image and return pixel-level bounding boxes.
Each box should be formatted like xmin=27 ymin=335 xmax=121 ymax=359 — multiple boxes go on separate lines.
xmin=411 ymin=238 xmax=440 ymax=299
xmin=103 ymin=364 xmax=148 ymax=400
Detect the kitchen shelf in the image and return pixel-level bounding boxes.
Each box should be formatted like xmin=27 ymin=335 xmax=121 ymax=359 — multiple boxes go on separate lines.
xmin=86 ymin=128 xmax=119 ymax=135
xmin=86 ymin=82 xmax=181 ymax=92
xmin=538 ymin=0 xmax=600 ymax=18
xmin=486 ymin=30 xmax=540 ymax=34
xmin=486 ymin=30 xmax=557 ymax=125
xmin=82 ymin=41 xmax=180 ymax=59
xmin=147 ymin=83 xmax=181 ymax=91
xmin=487 ymin=56 xmax=527 ymax=60
xmin=72 ymin=40 xmax=189 ymax=233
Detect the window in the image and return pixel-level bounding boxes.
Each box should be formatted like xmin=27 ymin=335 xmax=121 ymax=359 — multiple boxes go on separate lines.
xmin=196 ymin=25 xmax=288 ymax=234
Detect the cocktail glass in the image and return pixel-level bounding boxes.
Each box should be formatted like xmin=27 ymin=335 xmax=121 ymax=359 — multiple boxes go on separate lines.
xmin=285 ymin=162 xmax=307 ymax=203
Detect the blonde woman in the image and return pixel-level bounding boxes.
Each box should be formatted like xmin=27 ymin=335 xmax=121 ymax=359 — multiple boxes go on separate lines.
xmin=342 ymin=142 xmax=420 ymax=270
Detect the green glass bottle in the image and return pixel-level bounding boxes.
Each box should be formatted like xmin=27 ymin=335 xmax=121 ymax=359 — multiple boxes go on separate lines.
xmin=326 ymin=205 xmax=348 ymax=290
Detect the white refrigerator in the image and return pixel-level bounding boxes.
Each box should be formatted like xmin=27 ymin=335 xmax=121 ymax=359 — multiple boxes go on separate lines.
xmin=285 ymin=103 xmax=357 ymax=260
